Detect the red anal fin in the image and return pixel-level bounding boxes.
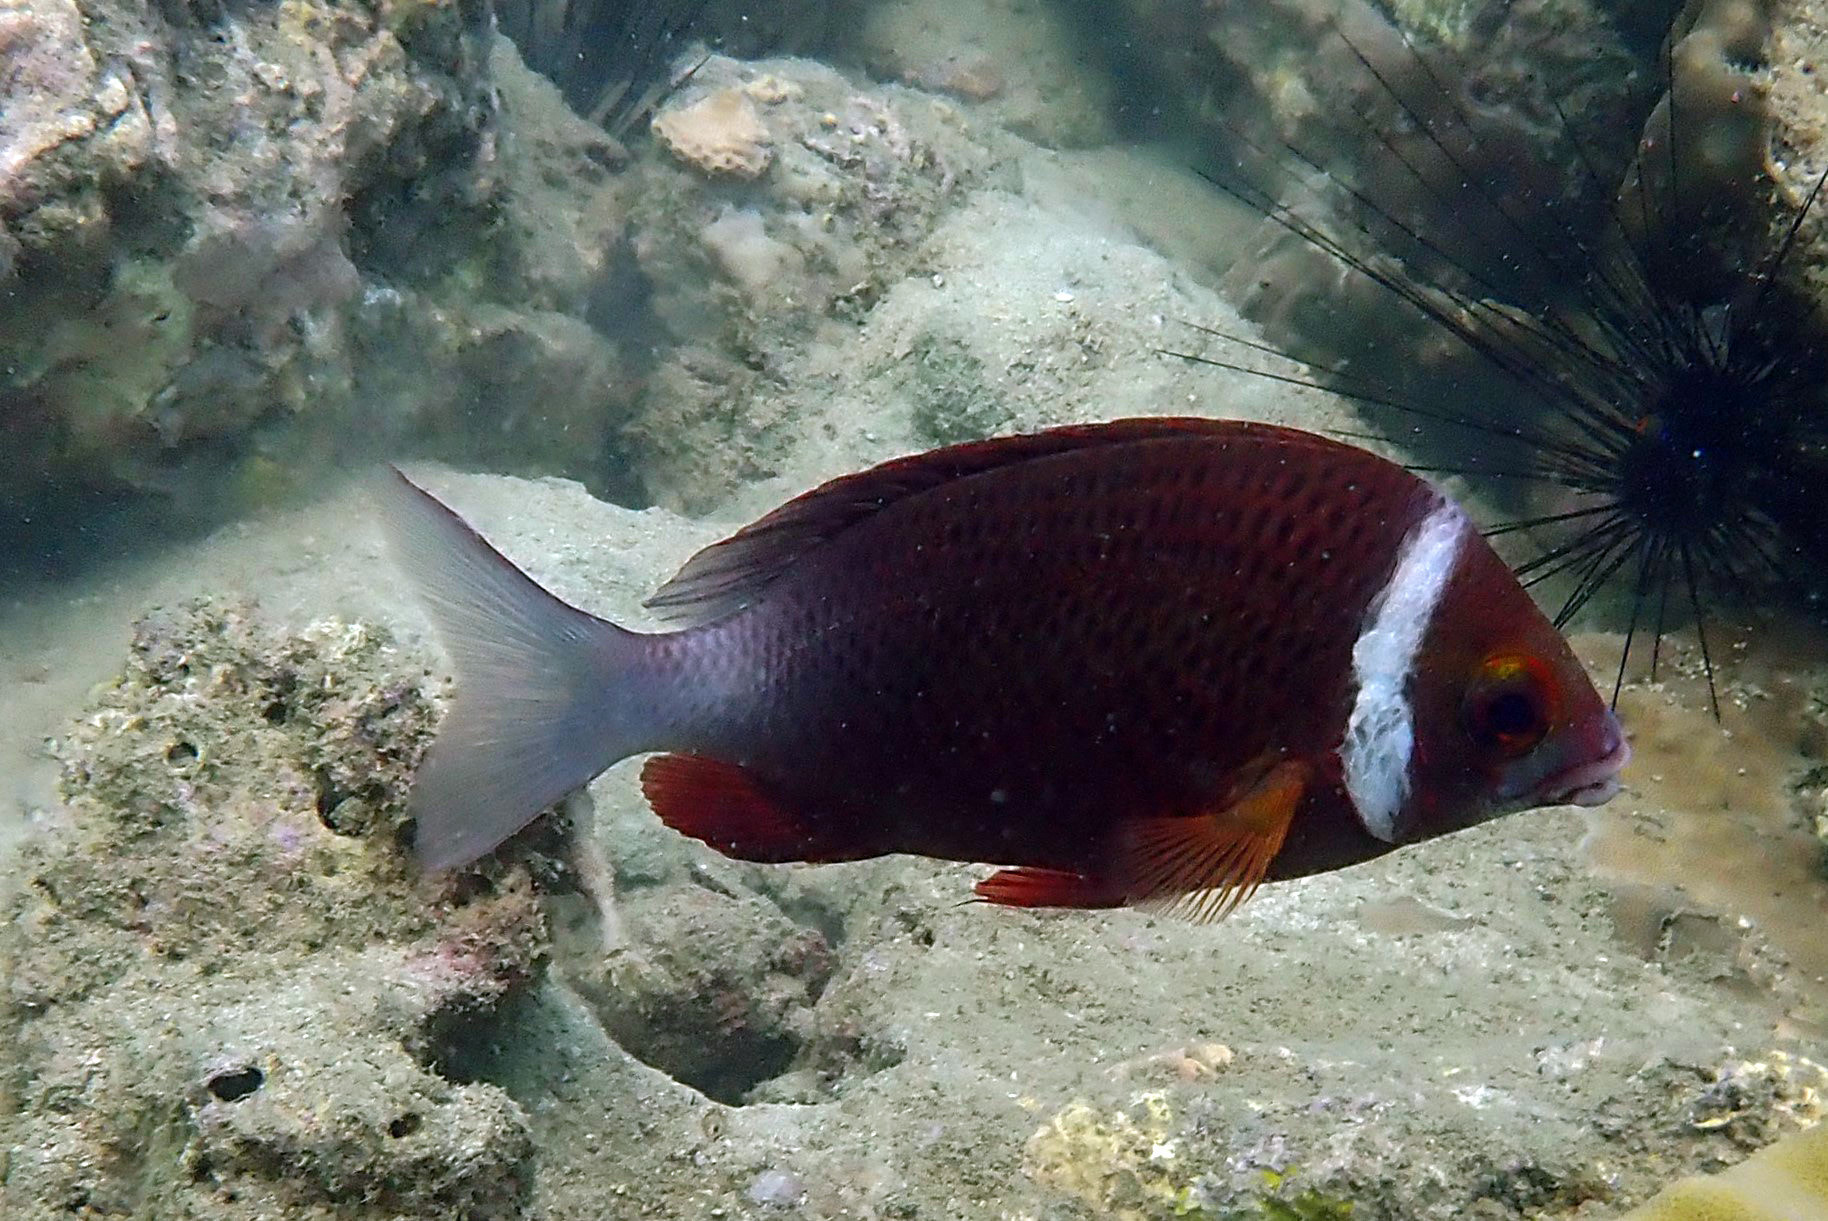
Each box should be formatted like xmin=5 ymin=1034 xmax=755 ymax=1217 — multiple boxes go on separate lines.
xmin=1119 ymin=758 xmax=1309 ymax=923
xmin=974 ymin=867 xmax=1126 ymax=910
xmin=640 ymin=754 xmax=858 ymax=863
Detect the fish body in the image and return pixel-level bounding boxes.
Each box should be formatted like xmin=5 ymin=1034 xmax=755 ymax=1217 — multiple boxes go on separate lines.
xmin=383 ymin=418 xmax=1629 ymax=917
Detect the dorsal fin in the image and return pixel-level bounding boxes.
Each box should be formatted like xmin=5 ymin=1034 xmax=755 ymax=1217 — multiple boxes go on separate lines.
xmin=645 ymin=416 xmax=1336 ymax=626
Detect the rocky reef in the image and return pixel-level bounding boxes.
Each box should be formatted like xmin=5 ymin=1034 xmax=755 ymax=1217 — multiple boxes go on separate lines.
xmin=0 ymin=0 xmax=1191 ymax=566
xmin=6 ymin=0 xmax=1821 ymax=554
xmin=2 ymin=477 xmax=1823 ymax=1219
xmin=4 ymin=0 xmax=496 ymax=538
xmin=0 ymin=601 xmax=551 ymax=1219
xmin=1108 ymin=0 xmax=1802 ymax=423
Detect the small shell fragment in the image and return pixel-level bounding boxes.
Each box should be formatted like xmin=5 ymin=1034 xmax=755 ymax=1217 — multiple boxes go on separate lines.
xmin=652 ymin=89 xmax=774 ymax=179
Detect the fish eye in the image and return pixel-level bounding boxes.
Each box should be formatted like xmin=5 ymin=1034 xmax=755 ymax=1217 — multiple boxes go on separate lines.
xmin=1463 ymin=654 xmax=1555 ymax=756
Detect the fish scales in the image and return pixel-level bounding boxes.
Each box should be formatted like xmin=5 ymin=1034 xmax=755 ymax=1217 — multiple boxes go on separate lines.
xmin=672 ymin=434 xmax=1425 ymax=874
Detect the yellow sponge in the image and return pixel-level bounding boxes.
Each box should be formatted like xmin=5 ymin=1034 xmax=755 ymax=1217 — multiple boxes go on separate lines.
xmin=1616 ymin=1122 xmax=1828 ymax=1220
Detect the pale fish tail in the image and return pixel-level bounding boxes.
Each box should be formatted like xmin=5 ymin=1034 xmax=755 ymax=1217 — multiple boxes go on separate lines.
xmin=377 ymin=467 xmax=654 ymax=870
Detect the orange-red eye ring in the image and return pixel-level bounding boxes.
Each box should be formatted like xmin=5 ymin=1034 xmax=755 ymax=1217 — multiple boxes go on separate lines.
xmin=1463 ymin=653 xmax=1558 ymax=756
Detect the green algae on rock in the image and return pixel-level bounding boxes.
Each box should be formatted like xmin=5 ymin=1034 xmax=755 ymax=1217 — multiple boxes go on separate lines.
xmin=0 ymin=601 xmax=548 ymax=1220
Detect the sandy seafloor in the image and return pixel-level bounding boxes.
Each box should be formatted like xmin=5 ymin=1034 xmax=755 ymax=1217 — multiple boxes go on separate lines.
xmin=5 ymin=6 xmax=1828 ymax=1220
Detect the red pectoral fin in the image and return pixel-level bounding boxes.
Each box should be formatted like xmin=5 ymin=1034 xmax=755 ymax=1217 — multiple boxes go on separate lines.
xmin=641 ymin=754 xmax=864 ymax=863
xmin=1118 ymin=758 xmax=1308 ymax=923
xmin=974 ymin=866 xmax=1126 ymax=910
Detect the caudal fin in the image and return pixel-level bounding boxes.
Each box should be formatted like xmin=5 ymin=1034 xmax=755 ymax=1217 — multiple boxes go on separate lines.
xmin=377 ymin=467 xmax=647 ymax=870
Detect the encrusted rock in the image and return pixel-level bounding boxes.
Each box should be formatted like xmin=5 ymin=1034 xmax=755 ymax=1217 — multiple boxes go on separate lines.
xmin=0 ymin=0 xmax=643 ymax=558
xmin=0 ymin=601 xmax=548 ymax=1221
xmin=0 ymin=0 xmax=157 ymax=247
xmin=560 ymin=880 xmax=834 ymax=1104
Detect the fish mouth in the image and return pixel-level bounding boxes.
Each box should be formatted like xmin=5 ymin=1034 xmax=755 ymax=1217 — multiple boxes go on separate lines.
xmin=1537 ymin=720 xmax=1631 ymax=808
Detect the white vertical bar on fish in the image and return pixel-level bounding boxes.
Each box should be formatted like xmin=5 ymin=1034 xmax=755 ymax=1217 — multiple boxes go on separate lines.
xmin=1341 ymin=496 xmax=1468 ymax=842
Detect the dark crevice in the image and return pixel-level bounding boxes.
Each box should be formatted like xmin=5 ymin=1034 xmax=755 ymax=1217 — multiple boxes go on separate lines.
xmin=205 ymin=1065 xmax=264 ymax=1102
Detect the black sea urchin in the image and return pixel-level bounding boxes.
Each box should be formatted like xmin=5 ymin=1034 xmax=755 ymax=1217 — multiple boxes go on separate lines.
xmin=1176 ymin=0 xmax=1828 ymax=711
xmin=495 ymin=0 xmax=714 ymax=136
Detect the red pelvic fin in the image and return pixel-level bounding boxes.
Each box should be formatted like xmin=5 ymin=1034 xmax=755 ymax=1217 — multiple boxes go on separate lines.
xmin=974 ymin=867 xmax=1126 ymax=910
xmin=640 ymin=754 xmax=857 ymax=863
xmin=1119 ymin=758 xmax=1309 ymax=923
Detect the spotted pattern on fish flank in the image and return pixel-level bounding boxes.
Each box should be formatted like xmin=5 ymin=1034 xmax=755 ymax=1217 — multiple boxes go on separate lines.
xmin=679 ymin=431 xmax=1425 ymax=861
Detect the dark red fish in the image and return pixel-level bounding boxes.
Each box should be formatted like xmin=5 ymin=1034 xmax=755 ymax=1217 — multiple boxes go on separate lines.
xmin=382 ymin=418 xmax=1629 ymax=918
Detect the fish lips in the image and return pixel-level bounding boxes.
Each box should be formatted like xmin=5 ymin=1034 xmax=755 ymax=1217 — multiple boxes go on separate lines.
xmin=1533 ymin=715 xmax=1631 ymax=809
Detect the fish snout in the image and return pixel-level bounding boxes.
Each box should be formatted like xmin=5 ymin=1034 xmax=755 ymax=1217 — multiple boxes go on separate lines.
xmin=1537 ymin=711 xmax=1630 ymax=808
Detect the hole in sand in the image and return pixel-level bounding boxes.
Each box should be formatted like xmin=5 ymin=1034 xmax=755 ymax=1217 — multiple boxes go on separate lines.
xmin=206 ymin=1065 xmax=264 ymax=1102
